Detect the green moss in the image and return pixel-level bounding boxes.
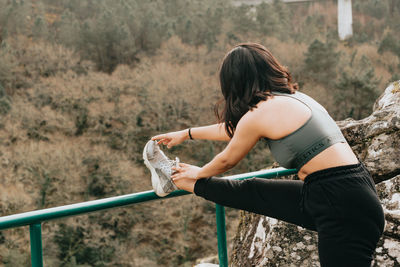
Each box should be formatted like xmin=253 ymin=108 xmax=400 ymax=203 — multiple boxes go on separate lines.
xmin=392 ymin=81 xmax=400 ymax=93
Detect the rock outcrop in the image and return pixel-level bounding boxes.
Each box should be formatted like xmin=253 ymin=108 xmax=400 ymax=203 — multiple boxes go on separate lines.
xmin=337 ymin=80 xmax=400 ymax=183
xmin=231 ymin=81 xmax=400 ymax=266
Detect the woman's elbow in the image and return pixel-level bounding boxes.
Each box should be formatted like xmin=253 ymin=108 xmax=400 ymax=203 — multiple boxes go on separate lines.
xmin=219 ymin=156 xmax=238 ymax=170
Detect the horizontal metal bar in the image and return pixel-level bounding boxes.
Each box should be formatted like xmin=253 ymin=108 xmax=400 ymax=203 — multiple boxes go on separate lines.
xmin=0 ymin=168 xmax=296 ymax=230
xmin=221 ymin=167 xmax=296 ymax=181
xmin=0 ymin=190 xmax=189 ymax=230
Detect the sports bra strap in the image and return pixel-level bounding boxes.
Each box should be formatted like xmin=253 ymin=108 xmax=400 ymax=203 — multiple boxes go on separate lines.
xmin=266 ymin=92 xmax=346 ymax=170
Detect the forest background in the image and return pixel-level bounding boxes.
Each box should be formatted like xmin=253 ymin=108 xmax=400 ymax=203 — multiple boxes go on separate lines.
xmin=0 ymin=0 xmax=399 ymax=266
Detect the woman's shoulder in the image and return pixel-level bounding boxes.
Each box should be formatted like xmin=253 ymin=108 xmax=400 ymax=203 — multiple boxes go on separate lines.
xmin=256 ymin=94 xmax=296 ymax=110
xmin=244 ymin=97 xmax=286 ymax=124
xmin=251 ymin=94 xmax=313 ymax=125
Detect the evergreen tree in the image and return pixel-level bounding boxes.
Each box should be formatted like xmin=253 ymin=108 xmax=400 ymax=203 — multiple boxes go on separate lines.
xmin=253 ymin=0 xmax=292 ymax=40
xmin=0 ymin=0 xmax=31 ymax=37
xmin=79 ymin=5 xmax=137 ymax=72
xmin=304 ymin=39 xmax=340 ymax=86
xmin=172 ymin=0 xmax=225 ymax=49
xmin=57 ymin=10 xmax=81 ymax=48
xmin=353 ymin=0 xmax=389 ymax=19
xmin=229 ymin=4 xmax=257 ymax=37
xmin=378 ymin=32 xmax=400 ymax=58
xmin=32 ymin=16 xmax=48 ymax=40
xmin=0 ymin=42 xmax=16 ymax=91
xmin=334 ymin=56 xmax=380 ymax=120
xmin=0 ymin=82 xmax=11 ymax=115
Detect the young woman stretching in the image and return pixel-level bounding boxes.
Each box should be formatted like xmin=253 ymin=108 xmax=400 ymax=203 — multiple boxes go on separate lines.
xmin=151 ymin=43 xmax=385 ymax=266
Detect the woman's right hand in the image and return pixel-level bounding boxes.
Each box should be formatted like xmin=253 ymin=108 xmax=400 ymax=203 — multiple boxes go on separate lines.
xmin=151 ymin=129 xmax=189 ymax=148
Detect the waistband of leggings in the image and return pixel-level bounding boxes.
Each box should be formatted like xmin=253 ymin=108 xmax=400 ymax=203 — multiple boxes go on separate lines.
xmin=303 ymin=162 xmax=369 ymax=185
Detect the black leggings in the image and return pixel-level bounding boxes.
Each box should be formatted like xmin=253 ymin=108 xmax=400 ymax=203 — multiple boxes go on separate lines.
xmin=194 ymin=163 xmax=385 ymax=267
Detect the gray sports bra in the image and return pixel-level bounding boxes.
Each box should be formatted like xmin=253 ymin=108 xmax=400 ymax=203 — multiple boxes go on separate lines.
xmin=265 ymin=92 xmax=346 ymax=170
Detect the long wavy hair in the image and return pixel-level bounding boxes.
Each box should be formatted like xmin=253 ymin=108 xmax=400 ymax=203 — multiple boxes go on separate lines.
xmin=215 ymin=43 xmax=298 ymax=138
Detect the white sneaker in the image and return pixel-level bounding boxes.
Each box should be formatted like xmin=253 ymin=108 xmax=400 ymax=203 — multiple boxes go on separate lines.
xmin=143 ymin=140 xmax=179 ymax=197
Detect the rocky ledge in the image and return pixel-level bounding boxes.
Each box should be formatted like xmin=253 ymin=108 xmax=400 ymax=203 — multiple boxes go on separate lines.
xmin=231 ymin=81 xmax=400 ymax=266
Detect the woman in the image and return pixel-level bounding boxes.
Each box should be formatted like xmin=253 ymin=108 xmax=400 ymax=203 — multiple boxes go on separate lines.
xmin=151 ymin=43 xmax=384 ymax=266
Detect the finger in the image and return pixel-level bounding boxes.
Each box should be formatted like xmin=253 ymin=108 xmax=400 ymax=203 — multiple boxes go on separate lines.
xmin=171 ymin=173 xmax=180 ymax=179
xmin=162 ymin=140 xmax=172 ymax=147
xmin=171 ymin=166 xmax=181 ymax=172
xmin=151 ymin=134 xmax=166 ymax=141
xmin=151 ymin=136 xmax=160 ymax=141
xmin=172 ymin=176 xmax=184 ymax=182
xmin=178 ymin=163 xmax=190 ymax=167
xmin=172 ymin=170 xmax=187 ymax=179
xmin=167 ymin=143 xmax=174 ymax=149
xmin=167 ymin=142 xmax=176 ymax=149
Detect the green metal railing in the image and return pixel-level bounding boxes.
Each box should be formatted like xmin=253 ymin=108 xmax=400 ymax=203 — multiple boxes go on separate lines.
xmin=0 ymin=167 xmax=296 ymax=267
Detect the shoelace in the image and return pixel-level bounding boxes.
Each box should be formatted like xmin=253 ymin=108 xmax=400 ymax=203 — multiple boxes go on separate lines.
xmin=159 ymin=157 xmax=180 ymax=173
xmin=168 ymin=157 xmax=180 ymax=173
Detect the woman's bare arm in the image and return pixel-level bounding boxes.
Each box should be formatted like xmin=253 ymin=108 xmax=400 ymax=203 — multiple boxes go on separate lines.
xmin=196 ymin=117 xmax=260 ymax=178
xmin=171 ymin=112 xmax=261 ymax=180
xmin=189 ymin=123 xmax=230 ymax=141
xmin=152 ymin=123 xmax=230 ymax=148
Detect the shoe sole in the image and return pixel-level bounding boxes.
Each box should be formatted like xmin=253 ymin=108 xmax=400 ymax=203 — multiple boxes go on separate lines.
xmin=143 ymin=141 xmax=169 ymax=197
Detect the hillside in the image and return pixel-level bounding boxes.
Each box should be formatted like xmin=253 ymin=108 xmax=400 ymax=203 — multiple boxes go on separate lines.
xmin=0 ymin=0 xmax=399 ymax=266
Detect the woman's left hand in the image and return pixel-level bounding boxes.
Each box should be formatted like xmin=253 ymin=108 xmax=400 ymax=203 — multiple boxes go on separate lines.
xmin=172 ymin=163 xmax=202 ymax=181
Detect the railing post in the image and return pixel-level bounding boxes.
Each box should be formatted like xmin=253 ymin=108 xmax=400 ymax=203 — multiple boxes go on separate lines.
xmin=30 ymin=223 xmax=43 ymax=267
xmin=216 ymin=204 xmax=228 ymax=267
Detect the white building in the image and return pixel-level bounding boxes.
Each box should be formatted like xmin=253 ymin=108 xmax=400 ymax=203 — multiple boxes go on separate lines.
xmin=338 ymin=0 xmax=353 ymax=40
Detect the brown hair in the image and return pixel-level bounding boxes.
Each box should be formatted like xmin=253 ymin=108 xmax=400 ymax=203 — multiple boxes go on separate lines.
xmin=215 ymin=43 xmax=298 ymax=137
